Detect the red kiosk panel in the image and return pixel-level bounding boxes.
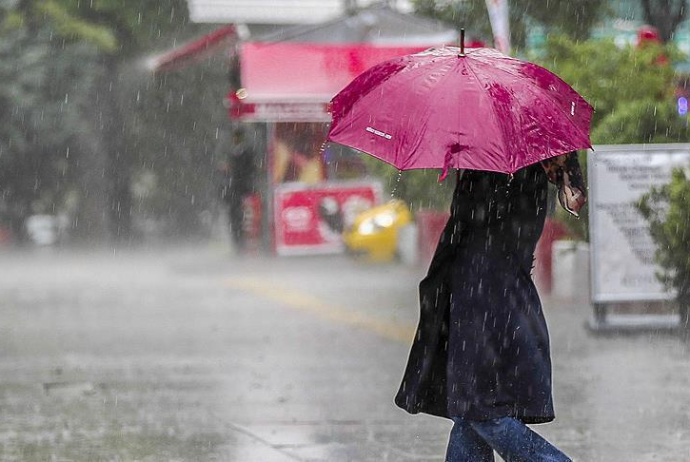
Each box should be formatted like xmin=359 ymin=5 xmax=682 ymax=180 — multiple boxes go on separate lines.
xmin=232 ymin=42 xmax=433 ymax=121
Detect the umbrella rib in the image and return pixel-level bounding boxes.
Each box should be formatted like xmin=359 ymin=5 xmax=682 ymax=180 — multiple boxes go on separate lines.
xmin=517 ymin=63 xmax=592 ymax=150
xmin=408 ymin=57 xmax=462 ymax=170
xmin=516 ymin=72 xmax=593 ymax=158
xmin=398 ymin=60 xmax=454 ymax=169
xmin=477 ymin=60 xmax=593 ymax=152
xmin=469 ymin=59 xmax=592 ymax=170
xmin=463 ymin=58 xmax=512 ymax=172
xmin=531 ymin=76 xmax=593 ymax=150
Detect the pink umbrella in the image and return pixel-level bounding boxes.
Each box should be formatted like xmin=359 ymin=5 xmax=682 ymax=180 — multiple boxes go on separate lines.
xmin=327 ymin=42 xmax=593 ymax=179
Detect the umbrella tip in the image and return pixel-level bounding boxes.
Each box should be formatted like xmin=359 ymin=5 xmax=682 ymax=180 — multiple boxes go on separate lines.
xmin=458 ymin=28 xmax=466 ymax=57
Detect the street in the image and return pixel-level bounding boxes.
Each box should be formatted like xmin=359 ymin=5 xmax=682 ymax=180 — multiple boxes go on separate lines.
xmin=1 ymin=247 xmax=689 ymax=462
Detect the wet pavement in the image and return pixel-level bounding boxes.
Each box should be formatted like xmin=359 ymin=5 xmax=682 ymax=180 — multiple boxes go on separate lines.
xmin=1 ymin=247 xmax=689 ymax=461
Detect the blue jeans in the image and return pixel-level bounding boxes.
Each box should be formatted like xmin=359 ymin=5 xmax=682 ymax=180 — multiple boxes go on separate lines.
xmin=445 ymin=417 xmax=572 ymax=462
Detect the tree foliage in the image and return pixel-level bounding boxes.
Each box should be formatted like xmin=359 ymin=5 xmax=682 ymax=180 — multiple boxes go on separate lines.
xmin=0 ymin=3 xmax=100 ymax=241
xmin=641 ymin=0 xmax=687 ymax=43
xmin=363 ymin=156 xmax=455 ymax=213
xmin=57 ymin=0 xmax=190 ymax=241
xmin=525 ymin=0 xmax=610 ymax=41
xmin=412 ymin=0 xmax=609 ymax=48
xmin=537 ymin=35 xmax=686 ymax=144
xmin=125 ymin=58 xmax=233 ymax=237
xmin=638 ymin=167 xmax=690 ymax=332
xmin=536 ymin=36 xmax=689 ymax=238
xmin=412 ymin=0 xmax=525 ymax=48
xmin=1 ymin=0 xmax=229 ymax=243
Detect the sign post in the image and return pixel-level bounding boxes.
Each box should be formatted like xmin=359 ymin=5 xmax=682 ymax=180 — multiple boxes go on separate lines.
xmin=588 ymin=144 xmax=690 ymax=332
xmin=485 ymin=0 xmax=511 ymax=55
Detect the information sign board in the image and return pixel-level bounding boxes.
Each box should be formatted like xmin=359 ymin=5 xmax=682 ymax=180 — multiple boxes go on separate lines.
xmin=589 ymin=145 xmax=690 ymax=303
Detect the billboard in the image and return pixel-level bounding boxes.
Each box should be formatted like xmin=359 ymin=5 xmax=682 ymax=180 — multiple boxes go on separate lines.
xmin=588 ymin=145 xmax=690 ymax=303
xmin=274 ymin=181 xmax=381 ymax=255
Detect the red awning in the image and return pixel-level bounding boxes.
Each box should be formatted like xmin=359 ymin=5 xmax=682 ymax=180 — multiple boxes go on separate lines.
xmin=230 ymin=42 xmax=439 ymax=122
xmin=151 ymin=25 xmax=238 ymax=74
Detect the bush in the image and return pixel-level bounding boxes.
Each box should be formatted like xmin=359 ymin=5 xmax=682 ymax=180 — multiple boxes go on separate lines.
xmin=638 ymin=167 xmax=690 ymax=332
xmin=362 ymin=156 xmax=454 ymax=213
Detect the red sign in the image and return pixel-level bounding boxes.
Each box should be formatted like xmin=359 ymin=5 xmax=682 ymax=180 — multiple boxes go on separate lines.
xmin=274 ymin=181 xmax=381 ymax=255
xmin=241 ymin=42 xmax=433 ymax=101
xmin=232 ymin=42 xmax=438 ymax=122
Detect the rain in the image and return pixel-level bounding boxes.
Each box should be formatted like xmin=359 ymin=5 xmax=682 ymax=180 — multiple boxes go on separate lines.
xmin=1 ymin=0 xmax=690 ymax=461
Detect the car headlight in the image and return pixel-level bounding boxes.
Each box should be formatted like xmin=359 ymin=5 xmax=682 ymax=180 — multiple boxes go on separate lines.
xmin=358 ymin=219 xmax=377 ymax=235
xmin=358 ymin=212 xmax=397 ymax=236
xmin=373 ymin=212 xmax=396 ymax=228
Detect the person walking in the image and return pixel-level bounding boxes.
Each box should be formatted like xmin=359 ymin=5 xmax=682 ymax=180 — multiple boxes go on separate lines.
xmin=219 ymin=127 xmax=256 ymax=253
xmin=395 ymin=154 xmax=586 ymax=462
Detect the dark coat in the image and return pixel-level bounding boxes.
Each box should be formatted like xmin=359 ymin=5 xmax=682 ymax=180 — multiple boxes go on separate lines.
xmin=395 ymin=165 xmax=554 ymax=424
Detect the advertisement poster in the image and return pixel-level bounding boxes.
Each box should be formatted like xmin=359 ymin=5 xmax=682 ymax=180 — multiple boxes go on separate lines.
xmin=274 ymin=181 xmax=382 ymax=255
xmin=588 ymin=145 xmax=690 ymax=303
xmin=272 ymin=123 xmax=327 ymax=185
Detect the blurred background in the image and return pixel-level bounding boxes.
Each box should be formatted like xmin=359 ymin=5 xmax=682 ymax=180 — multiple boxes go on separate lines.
xmin=2 ymin=0 xmax=690 ymax=461
xmin=3 ymin=0 xmax=690 ymax=250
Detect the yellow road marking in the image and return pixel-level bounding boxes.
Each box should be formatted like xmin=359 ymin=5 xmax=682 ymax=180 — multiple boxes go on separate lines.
xmin=225 ymin=277 xmax=415 ymax=344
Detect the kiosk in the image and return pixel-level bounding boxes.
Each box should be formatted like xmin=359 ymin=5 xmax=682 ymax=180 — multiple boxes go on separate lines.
xmin=154 ymin=5 xmax=457 ymax=254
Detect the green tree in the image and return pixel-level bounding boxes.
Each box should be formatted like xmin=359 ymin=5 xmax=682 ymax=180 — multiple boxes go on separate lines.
xmin=10 ymin=0 xmax=189 ymax=241
xmin=638 ymin=167 xmax=690 ymax=335
xmin=536 ymin=35 xmax=689 ymax=239
xmin=641 ymin=0 xmax=687 ymax=43
xmin=412 ymin=0 xmax=608 ymax=48
xmin=412 ymin=0 xmax=527 ymax=49
xmin=62 ymin=0 xmax=189 ymax=242
xmin=363 ymin=157 xmax=455 ymax=213
xmin=524 ymin=0 xmax=609 ymax=41
xmin=1 ymin=0 xmax=234 ymax=243
xmin=2 ymin=0 xmax=231 ymax=243
xmin=128 ymin=56 xmax=235 ymax=237
xmin=537 ymin=35 xmax=682 ymax=141
xmin=0 ymin=3 xmax=100 ymax=242
xmin=592 ymin=99 xmax=690 ymax=144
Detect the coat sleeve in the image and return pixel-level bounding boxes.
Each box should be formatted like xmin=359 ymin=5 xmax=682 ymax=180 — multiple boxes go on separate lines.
xmin=541 ymin=152 xmax=587 ymax=217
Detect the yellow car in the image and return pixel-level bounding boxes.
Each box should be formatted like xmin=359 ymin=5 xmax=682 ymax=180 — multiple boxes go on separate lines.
xmin=343 ymin=200 xmax=413 ymax=261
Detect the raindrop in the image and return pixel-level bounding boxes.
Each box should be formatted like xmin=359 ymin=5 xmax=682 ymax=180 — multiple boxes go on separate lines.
xmin=390 ymin=169 xmax=403 ymax=198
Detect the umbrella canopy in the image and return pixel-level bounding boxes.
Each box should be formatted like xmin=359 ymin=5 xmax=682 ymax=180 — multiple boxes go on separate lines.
xmin=327 ymin=46 xmax=593 ymax=176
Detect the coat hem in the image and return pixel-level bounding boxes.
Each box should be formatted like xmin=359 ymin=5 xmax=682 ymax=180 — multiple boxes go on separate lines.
xmin=396 ymin=401 xmax=555 ymax=425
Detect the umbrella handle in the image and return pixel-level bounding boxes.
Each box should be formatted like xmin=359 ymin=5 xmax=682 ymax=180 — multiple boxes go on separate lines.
xmin=459 ymin=28 xmax=465 ymax=57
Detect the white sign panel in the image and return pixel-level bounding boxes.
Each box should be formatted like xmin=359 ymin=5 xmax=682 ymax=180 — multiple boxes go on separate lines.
xmin=188 ymin=0 xmax=413 ymax=24
xmin=589 ymin=145 xmax=690 ymax=303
